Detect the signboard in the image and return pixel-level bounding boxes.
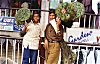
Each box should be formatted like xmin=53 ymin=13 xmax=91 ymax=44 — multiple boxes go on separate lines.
xmin=66 ymin=28 xmax=100 ymax=44
xmin=0 ymin=16 xmax=23 ymax=32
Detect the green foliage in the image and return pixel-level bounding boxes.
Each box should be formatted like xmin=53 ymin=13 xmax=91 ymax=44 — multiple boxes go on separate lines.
xmin=55 ymin=2 xmax=74 ymax=21
xmin=55 ymin=2 xmax=84 ymax=22
xmin=15 ymin=8 xmax=31 ymax=25
xmin=71 ymin=2 xmax=85 ymax=18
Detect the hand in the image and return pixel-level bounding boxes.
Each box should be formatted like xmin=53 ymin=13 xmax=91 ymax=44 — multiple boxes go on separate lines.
xmin=25 ymin=21 xmax=29 ymax=32
xmin=25 ymin=21 xmax=28 ymax=28
xmin=22 ymin=21 xmax=29 ymax=32
xmin=44 ymin=39 xmax=48 ymax=50
xmin=56 ymin=17 xmax=61 ymax=25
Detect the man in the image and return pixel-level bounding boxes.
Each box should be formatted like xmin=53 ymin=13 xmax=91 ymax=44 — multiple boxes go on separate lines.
xmin=44 ymin=9 xmax=64 ymax=64
xmin=22 ymin=11 xmax=42 ymax=64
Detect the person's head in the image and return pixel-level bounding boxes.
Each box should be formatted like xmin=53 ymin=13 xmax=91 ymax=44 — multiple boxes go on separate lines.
xmin=33 ymin=11 xmax=40 ymax=23
xmin=49 ymin=9 xmax=56 ymax=21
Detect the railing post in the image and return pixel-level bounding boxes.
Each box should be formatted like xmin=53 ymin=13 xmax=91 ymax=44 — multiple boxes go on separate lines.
xmin=6 ymin=39 xmax=8 ymax=64
xmin=10 ymin=9 xmax=12 ymax=17
xmin=21 ymin=44 xmax=24 ymax=64
xmin=12 ymin=39 xmax=16 ymax=64
xmin=5 ymin=9 xmax=6 ymax=16
xmin=93 ymin=16 xmax=96 ymax=29
xmin=0 ymin=9 xmax=1 ymax=16
xmin=0 ymin=39 xmax=3 ymax=57
xmin=79 ymin=17 xmax=81 ymax=27
xmin=84 ymin=15 xmax=86 ymax=28
xmin=89 ymin=15 xmax=91 ymax=28
xmin=77 ymin=46 xmax=80 ymax=64
xmin=17 ymin=42 xmax=19 ymax=64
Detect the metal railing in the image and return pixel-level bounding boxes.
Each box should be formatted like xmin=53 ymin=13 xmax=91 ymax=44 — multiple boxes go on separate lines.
xmin=0 ymin=36 xmax=23 ymax=64
xmin=0 ymin=8 xmax=100 ymax=29
xmin=79 ymin=13 xmax=100 ymax=29
xmin=67 ymin=42 xmax=100 ymax=64
xmin=0 ymin=8 xmax=49 ymax=17
xmin=1 ymin=36 xmax=100 ymax=64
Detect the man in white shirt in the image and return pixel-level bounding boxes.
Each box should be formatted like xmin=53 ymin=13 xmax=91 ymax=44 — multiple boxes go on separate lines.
xmin=22 ymin=11 xmax=42 ymax=64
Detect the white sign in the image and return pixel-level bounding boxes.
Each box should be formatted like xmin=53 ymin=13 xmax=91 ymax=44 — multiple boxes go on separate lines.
xmin=0 ymin=16 xmax=23 ymax=32
xmin=66 ymin=28 xmax=100 ymax=44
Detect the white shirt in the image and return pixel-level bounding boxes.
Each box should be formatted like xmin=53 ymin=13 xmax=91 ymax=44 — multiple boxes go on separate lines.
xmin=50 ymin=19 xmax=57 ymax=33
xmin=23 ymin=23 xmax=42 ymax=50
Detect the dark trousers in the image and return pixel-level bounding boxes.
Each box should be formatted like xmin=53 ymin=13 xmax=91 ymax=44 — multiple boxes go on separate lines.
xmin=22 ymin=48 xmax=38 ymax=64
xmin=39 ymin=44 xmax=45 ymax=64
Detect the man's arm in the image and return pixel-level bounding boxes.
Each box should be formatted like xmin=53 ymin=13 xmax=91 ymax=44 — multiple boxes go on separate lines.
xmin=20 ymin=21 xmax=28 ymax=37
xmin=44 ymin=24 xmax=49 ymax=50
xmin=44 ymin=38 xmax=48 ymax=50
